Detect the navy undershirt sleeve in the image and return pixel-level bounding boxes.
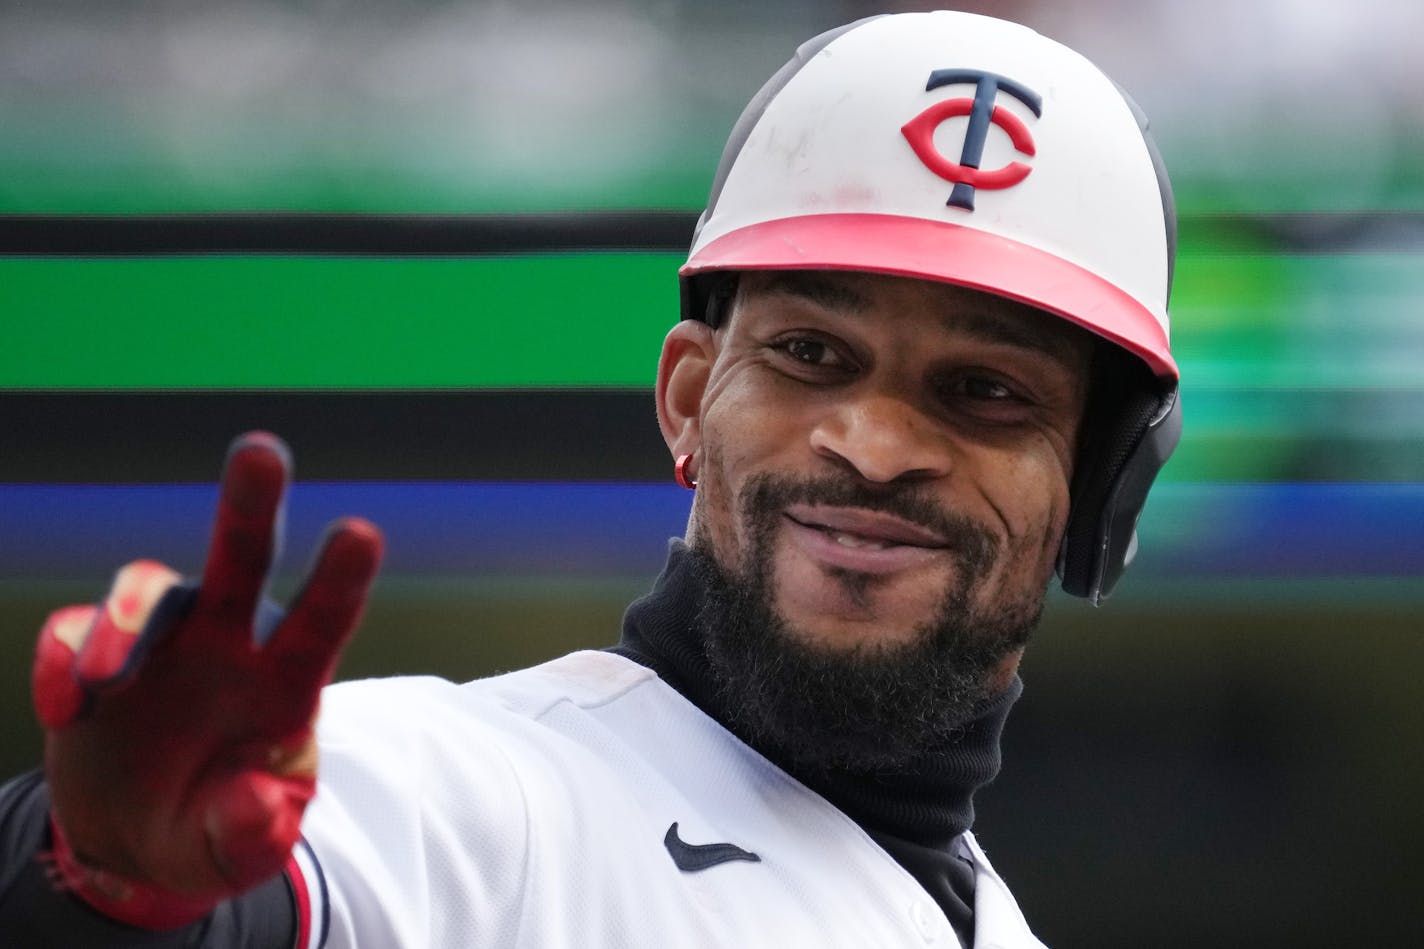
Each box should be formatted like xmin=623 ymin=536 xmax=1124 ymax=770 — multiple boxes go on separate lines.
xmin=0 ymin=771 xmax=299 ymax=949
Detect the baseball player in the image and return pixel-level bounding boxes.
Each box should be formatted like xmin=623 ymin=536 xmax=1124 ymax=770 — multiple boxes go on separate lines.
xmin=0 ymin=11 xmax=1181 ymax=948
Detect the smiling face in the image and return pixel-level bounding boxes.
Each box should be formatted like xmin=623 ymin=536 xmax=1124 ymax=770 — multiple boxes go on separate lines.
xmin=657 ymin=270 xmax=1094 ymax=767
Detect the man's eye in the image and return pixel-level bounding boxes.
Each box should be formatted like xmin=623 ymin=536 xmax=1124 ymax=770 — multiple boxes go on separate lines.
xmin=959 ymin=377 xmax=1015 ymax=400
xmin=786 ymin=338 xmax=827 ymax=363
xmin=777 ymin=337 xmax=845 ymax=367
xmin=939 ymin=374 xmax=1032 ymax=414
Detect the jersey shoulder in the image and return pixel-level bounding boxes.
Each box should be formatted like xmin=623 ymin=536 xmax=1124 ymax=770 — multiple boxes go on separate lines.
xmin=318 ymin=650 xmax=656 ymax=723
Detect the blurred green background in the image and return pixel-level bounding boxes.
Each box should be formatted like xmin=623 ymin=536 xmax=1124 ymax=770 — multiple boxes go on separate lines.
xmin=2 ymin=1 xmax=1421 ymax=946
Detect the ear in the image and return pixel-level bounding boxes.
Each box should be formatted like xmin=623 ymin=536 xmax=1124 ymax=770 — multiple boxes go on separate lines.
xmin=655 ymin=320 xmax=717 ymax=459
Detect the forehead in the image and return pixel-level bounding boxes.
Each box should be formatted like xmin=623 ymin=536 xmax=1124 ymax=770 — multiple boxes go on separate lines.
xmin=732 ymin=270 xmax=1098 ymax=365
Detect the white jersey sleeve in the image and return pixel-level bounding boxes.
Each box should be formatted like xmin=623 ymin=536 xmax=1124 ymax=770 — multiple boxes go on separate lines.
xmin=297 ymin=674 xmax=533 ymax=947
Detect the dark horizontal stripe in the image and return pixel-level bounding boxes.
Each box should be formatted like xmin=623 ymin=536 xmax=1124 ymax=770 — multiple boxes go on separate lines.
xmin=6 ymin=388 xmax=1421 ymax=485
xmin=2 ymin=210 xmax=1423 ymax=257
xmin=1 ymin=390 xmax=668 ymax=483
xmin=1178 ymin=209 xmax=1424 ymax=254
xmin=0 ymin=210 xmax=699 ymax=256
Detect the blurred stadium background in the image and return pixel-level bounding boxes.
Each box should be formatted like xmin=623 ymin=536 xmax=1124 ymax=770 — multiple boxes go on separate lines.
xmin=1 ymin=1 xmax=1420 ymax=944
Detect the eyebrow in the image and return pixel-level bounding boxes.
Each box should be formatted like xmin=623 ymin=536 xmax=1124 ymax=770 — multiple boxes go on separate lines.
xmin=760 ymin=271 xmax=1086 ymax=367
xmin=947 ymin=306 xmax=1087 ymax=367
xmin=758 ymin=272 xmax=872 ymax=314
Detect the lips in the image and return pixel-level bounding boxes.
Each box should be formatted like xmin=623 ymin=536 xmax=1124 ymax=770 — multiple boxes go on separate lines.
xmin=781 ymin=504 xmax=948 ymax=575
xmin=784 ymin=505 xmax=948 ymax=548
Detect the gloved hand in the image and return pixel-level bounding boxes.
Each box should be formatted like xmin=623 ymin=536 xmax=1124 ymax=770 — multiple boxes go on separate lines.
xmin=31 ymin=432 xmax=383 ymax=929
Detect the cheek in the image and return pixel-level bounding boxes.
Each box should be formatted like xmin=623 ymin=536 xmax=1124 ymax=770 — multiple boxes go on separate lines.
xmin=688 ymin=408 xmax=771 ymax=571
xmin=978 ymin=443 xmax=1075 ymax=581
xmin=690 ymin=376 xmax=808 ymax=558
xmin=1026 ymin=491 xmax=1072 ymax=579
xmin=689 ymin=441 xmax=736 ymax=553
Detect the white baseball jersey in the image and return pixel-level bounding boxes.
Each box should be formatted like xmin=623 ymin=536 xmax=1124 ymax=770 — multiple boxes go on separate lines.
xmin=293 ymin=650 xmax=1047 ymax=948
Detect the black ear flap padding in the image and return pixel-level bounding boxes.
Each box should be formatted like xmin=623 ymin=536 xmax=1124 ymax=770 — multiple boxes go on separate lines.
xmin=1084 ymin=390 xmax=1180 ymax=603
xmin=682 ymin=273 xmax=739 ymax=330
xmin=1059 ymin=348 xmax=1182 ymax=603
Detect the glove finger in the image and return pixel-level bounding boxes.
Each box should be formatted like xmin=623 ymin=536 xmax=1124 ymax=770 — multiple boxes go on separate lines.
xmin=197 ymin=432 xmax=291 ymax=636
xmin=75 ymin=560 xmax=185 ymax=688
xmin=263 ymin=517 xmax=383 ymax=721
xmin=33 ymin=604 xmax=98 ymax=729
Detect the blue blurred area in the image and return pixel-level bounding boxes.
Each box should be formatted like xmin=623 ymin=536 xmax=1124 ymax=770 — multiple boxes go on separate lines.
xmin=0 ymin=482 xmax=694 ymax=579
xmin=1141 ymin=482 xmax=1424 ymax=577
xmin=2 ymin=481 xmax=1420 ymax=580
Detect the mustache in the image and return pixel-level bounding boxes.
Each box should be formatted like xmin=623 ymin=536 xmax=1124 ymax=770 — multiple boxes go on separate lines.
xmin=739 ymin=472 xmax=999 ymax=572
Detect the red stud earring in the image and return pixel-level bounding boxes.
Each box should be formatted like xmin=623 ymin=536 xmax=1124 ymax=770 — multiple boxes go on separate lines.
xmin=674 ymin=454 xmax=697 ymax=490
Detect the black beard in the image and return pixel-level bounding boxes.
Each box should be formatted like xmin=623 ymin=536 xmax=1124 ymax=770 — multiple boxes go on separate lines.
xmin=689 ymin=472 xmax=1043 ymax=776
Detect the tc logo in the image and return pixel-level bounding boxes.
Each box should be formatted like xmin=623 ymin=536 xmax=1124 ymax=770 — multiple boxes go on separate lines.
xmin=901 ymin=69 xmax=1043 ymax=211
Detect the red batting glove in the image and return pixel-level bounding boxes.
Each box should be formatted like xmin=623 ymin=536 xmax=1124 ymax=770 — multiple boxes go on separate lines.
xmin=31 ymin=432 xmax=383 ymax=930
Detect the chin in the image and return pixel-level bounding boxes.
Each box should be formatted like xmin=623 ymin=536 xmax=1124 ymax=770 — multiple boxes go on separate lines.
xmin=774 ymin=597 xmax=945 ymax=654
xmin=686 ymin=537 xmax=1041 ymax=774
xmin=771 ymin=556 xmax=960 ymax=654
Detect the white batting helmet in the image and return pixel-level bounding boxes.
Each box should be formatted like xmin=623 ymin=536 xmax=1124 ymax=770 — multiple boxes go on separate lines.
xmin=681 ymin=11 xmax=1182 ymax=603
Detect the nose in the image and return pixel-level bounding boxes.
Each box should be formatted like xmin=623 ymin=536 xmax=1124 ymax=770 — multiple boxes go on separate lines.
xmin=808 ymin=394 xmax=952 ymax=484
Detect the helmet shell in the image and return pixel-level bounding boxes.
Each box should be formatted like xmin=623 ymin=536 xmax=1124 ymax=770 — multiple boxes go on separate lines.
xmin=682 ymin=11 xmax=1177 ymax=380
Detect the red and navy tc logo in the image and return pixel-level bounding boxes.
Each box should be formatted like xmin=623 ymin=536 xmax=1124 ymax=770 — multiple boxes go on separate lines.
xmin=901 ymin=69 xmax=1043 ymax=211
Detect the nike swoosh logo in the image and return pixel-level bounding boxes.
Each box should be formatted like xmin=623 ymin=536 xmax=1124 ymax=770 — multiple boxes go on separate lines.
xmin=663 ymin=822 xmax=761 ymax=872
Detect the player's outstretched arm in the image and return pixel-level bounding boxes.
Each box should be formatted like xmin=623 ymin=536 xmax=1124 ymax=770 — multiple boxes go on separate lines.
xmin=2 ymin=432 xmax=382 ymax=936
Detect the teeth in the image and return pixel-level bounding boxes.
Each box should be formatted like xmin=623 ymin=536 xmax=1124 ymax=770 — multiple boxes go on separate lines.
xmin=831 ymin=531 xmax=890 ymax=550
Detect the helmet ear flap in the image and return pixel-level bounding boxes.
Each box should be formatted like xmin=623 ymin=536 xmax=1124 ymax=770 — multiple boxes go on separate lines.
xmin=1056 ymin=81 xmax=1180 ymax=604
xmin=1059 ymin=346 xmax=1181 ymax=603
